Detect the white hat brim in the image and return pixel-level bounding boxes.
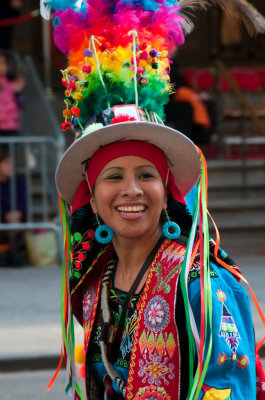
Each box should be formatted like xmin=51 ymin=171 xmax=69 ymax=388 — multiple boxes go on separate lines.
xmin=55 ymin=121 xmax=201 ymax=204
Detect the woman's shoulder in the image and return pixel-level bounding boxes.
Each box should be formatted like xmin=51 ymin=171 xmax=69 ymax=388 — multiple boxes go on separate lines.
xmin=188 ymin=256 xmax=249 ymax=307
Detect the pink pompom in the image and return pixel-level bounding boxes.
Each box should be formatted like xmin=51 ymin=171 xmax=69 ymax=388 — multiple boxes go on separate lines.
xmin=140 ymin=51 xmax=149 ymax=60
xmin=82 ymin=65 xmax=92 ymax=74
xmin=67 ymin=82 xmax=76 ymax=90
xmin=131 ymin=56 xmax=140 ymax=65
xmin=137 ymin=66 xmax=145 ymax=75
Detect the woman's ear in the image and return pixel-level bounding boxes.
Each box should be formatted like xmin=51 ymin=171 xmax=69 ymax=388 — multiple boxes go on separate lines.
xmin=90 ymin=196 xmax=97 ymax=214
xmin=163 ymin=192 xmax=168 ymax=211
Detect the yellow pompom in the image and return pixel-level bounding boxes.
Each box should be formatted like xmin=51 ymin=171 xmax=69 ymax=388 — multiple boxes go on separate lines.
xmin=73 ymin=92 xmax=83 ymax=100
xmin=160 ymin=50 xmax=168 ymax=58
xmin=74 ymin=344 xmax=85 ymax=364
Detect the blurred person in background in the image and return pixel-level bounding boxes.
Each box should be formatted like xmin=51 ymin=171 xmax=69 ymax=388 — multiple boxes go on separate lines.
xmin=0 ymin=147 xmax=27 ymax=266
xmin=165 ymin=61 xmax=216 ymax=154
xmin=0 ymin=49 xmax=25 ymax=137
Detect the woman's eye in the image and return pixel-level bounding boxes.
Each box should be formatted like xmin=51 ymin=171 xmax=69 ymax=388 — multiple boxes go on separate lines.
xmin=139 ymin=173 xmax=154 ymax=179
xmin=105 ymin=174 xmax=122 ymax=180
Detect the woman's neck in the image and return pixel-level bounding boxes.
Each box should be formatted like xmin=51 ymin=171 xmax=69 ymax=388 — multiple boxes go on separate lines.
xmin=112 ymin=230 xmax=162 ymax=292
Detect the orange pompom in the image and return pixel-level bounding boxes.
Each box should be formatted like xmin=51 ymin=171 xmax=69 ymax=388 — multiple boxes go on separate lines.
xmin=63 ymin=109 xmax=72 ymax=118
xmin=74 ymin=344 xmax=85 ymax=364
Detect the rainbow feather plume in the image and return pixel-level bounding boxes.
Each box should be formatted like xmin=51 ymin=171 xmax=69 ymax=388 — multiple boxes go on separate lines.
xmin=42 ymin=0 xmax=186 ymax=130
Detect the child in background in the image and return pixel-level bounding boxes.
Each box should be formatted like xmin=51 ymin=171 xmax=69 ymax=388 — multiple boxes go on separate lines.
xmin=0 ymin=50 xmax=25 ymax=136
xmin=0 ymin=147 xmax=27 ymax=266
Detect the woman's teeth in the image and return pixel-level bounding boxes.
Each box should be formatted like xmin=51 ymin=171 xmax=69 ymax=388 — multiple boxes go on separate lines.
xmin=117 ymin=205 xmax=145 ymax=215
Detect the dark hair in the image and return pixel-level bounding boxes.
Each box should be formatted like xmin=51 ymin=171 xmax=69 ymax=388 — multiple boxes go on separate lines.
xmin=0 ymin=148 xmax=10 ymax=163
xmin=0 ymin=49 xmax=21 ymax=81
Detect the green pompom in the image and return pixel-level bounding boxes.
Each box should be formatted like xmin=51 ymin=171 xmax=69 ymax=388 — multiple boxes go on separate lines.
xmin=73 ymin=232 xmax=82 ymax=242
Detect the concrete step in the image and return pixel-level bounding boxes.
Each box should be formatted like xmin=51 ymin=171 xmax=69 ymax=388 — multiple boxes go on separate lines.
xmin=206 ymin=159 xmax=265 ymax=255
xmin=207 ymin=159 xmax=265 ymax=171
xmin=209 ymin=216 xmax=265 ymax=231
xmin=208 ymin=198 xmax=265 ymax=220
xmin=210 ymin=230 xmax=265 ymax=256
xmin=207 ymin=160 xmax=265 ymax=187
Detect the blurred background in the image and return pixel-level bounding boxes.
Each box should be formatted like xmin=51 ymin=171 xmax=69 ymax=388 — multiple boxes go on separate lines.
xmin=0 ymin=0 xmax=264 ymax=399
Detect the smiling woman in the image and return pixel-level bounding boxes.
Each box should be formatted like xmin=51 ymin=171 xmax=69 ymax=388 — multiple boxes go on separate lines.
xmin=43 ymin=0 xmax=265 ymax=398
xmin=54 ymin=128 xmax=264 ymax=399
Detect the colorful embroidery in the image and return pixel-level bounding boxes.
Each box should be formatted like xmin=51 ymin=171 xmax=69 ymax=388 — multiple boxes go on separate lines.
xmin=156 ymin=332 xmax=165 ymax=357
xmin=87 ymin=283 xmax=140 ymax=382
xmin=83 ymin=286 xmax=96 ymax=321
xmin=121 ymin=311 xmax=137 ymax=358
xmin=124 ymin=240 xmax=181 ymax=399
xmin=152 ymin=261 xmax=181 ymax=294
xmin=217 ymin=353 xmax=227 ymax=365
xmin=70 ymin=229 xmax=95 ymax=278
xmin=188 ymin=261 xmax=217 ymax=284
xmin=160 ymin=244 xmax=185 ymax=271
xmin=237 ymin=355 xmax=249 ymax=369
xmin=165 ymin=333 xmax=176 ymax=358
xmin=139 ymin=331 xmax=176 ymax=359
xmin=133 ymin=385 xmax=171 ymax=400
xmin=110 ymin=288 xmax=139 ymax=309
xmin=217 ymin=352 xmax=249 ymax=369
xmin=256 ymin=352 xmax=265 ymax=398
xmin=138 ymin=353 xmax=174 ymax=385
xmin=202 ymin=384 xmax=232 ymax=400
xmin=217 ymin=289 xmax=226 ymax=302
xmin=139 ymin=331 xmax=147 ymax=354
xmin=144 ymin=296 xmax=170 ymax=332
xmin=217 ymin=290 xmax=240 ymax=352
xmin=147 ymin=332 xmax=156 ymax=353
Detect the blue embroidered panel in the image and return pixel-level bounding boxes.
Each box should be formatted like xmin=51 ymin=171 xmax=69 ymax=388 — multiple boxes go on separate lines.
xmin=188 ymin=261 xmax=256 ymax=399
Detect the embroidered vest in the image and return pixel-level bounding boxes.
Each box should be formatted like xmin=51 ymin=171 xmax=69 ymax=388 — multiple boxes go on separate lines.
xmin=82 ymin=239 xmax=186 ymax=400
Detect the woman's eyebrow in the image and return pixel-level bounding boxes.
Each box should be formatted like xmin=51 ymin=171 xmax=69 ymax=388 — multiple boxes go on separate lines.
xmin=100 ymin=166 xmax=124 ymax=174
xmin=136 ymin=165 xmax=157 ymax=170
xmin=101 ymin=164 xmax=156 ymax=174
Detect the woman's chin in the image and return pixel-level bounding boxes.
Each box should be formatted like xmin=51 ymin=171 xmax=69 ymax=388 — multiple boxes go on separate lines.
xmin=113 ymin=227 xmax=161 ymax=243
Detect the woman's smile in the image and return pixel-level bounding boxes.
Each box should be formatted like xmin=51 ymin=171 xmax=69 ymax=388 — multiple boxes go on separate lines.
xmin=115 ymin=203 xmax=146 ymax=219
xmin=90 ymin=156 xmax=167 ymax=242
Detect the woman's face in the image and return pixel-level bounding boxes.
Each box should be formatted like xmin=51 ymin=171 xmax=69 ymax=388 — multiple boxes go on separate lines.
xmin=90 ymin=156 xmax=167 ymax=242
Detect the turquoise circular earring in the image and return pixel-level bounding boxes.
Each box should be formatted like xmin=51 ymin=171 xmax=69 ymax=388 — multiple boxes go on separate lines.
xmin=162 ymin=210 xmax=181 ymax=240
xmin=94 ymin=214 xmax=114 ymax=244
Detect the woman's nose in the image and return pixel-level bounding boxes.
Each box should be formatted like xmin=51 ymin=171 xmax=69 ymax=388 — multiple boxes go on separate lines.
xmin=120 ymin=177 xmax=143 ymax=197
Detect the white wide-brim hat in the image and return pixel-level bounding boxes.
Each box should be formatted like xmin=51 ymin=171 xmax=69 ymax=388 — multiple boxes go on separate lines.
xmin=56 ymin=120 xmax=201 ymax=205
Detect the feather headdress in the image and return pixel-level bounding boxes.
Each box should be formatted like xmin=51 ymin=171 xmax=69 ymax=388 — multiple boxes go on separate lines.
xmin=41 ymin=0 xmax=265 ymax=133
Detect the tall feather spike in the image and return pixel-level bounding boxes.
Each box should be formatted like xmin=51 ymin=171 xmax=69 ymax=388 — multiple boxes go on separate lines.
xmin=40 ymin=0 xmax=51 ymax=19
xmin=179 ymin=0 xmax=265 ymax=35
